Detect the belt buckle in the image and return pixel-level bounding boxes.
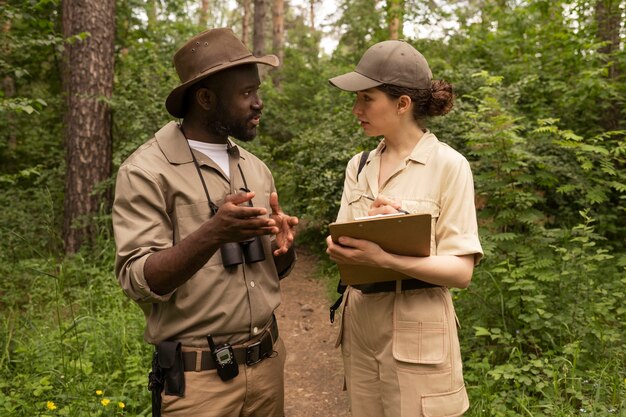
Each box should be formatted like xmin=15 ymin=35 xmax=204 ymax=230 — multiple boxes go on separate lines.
xmin=245 ymin=340 xmax=263 ymax=366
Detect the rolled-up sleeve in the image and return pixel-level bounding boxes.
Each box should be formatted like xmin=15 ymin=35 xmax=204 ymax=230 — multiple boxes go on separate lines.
xmin=336 ymin=154 xmax=360 ymax=223
xmin=436 ymin=158 xmax=483 ymax=264
xmin=113 ymin=163 xmax=175 ymax=303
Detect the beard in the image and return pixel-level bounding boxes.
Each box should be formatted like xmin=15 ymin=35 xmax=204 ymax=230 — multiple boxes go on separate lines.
xmin=206 ymin=101 xmax=260 ymax=142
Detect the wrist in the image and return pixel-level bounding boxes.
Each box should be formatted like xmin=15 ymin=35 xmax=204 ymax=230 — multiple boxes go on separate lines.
xmin=194 ymin=219 xmax=222 ymax=251
xmin=380 ymin=251 xmax=397 ymax=270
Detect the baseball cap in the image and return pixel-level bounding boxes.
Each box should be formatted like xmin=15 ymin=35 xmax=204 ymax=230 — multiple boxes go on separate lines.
xmin=329 ymin=40 xmax=432 ymax=92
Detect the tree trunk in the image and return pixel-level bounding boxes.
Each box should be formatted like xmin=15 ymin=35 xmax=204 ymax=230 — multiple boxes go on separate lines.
xmin=272 ymin=0 xmax=284 ymax=63
xmin=271 ymin=0 xmax=284 ymax=86
xmin=595 ymin=0 xmax=622 ymax=130
xmin=146 ymin=0 xmax=157 ymax=31
xmin=2 ymin=18 xmax=16 ymax=150
xmin=61 ymin=0 xmax=115 ymax=253
xmin=309 ymin=0 xmax=315 ymax=32
xmin=242 ymin=0 xmax=251 ymax=46
xmin=387 ymin=0 xmax=403 ymax=40
xmin=2 ymin=75 xmax=15 ymax=150
xmin=199 ymin=0 xmax=209 ymax=27
xmin=253 ymin=0 xmax=266 ymax=56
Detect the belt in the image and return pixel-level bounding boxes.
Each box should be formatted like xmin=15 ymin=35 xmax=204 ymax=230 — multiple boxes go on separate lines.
xmin=182 ymin=319 xmax=279 ymax=372
xmin=353 ymin=279 xmax=439 ymax=294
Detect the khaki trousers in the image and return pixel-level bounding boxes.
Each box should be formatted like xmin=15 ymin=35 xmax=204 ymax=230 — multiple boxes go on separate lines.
xmin=339 ymin=286 xmax=469 ymax=417
xmin=161 ymin=338 xmax=286 ymax=417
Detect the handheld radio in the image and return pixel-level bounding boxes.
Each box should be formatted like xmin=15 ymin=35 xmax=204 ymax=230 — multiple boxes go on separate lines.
xmin=207 ymin=334 xmax=239 ymax=381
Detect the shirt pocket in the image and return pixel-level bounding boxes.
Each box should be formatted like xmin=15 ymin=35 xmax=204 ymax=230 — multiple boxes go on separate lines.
xmin=172 ymin=202 xmax=222 ymax=267
xmin=347 ymin=189 xmax=371 ymax=219
xmin=401 ymin=199 xmax=440 ymax=256
xmin=392 ymin=288 xmax=449 ymax=365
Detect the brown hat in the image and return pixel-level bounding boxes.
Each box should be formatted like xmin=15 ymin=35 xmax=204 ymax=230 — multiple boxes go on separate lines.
xmin=329 ymin=40 xmax=432 ymax=92
xmin=165 ymin=28 xmax=279 ymax=118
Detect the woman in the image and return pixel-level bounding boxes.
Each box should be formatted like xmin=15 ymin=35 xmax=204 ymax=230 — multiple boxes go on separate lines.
xmin=326 ymin=40 xmax=483 ymax=417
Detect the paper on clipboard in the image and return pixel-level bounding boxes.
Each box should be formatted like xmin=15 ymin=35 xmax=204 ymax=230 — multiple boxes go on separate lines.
xmin=329 ymin=213 xmax=431 ymax=285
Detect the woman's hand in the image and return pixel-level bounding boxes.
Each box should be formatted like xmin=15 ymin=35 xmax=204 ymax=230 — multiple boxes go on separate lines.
xmin=367 ymin=194 xmax=404 ymax=216
xmin=326 ymin=235 xmax=386 ymax=267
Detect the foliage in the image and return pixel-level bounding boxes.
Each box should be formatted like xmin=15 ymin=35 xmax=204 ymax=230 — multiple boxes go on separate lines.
xmin=0 ymin=244 xmax=151 ymax=416
xmin=454 ymin=71 xmax=625 ymax=415
xmin=0 ymin=0 xmax=66 ymax=258
xmin=1 ymin=0 xmax=625 ymax=415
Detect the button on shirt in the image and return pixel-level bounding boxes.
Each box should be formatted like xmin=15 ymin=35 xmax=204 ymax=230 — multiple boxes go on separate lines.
xmin=337 ymin=132 xmax=483 ymax=264
xmin=113 ymin=122 xmax=281 ymax=347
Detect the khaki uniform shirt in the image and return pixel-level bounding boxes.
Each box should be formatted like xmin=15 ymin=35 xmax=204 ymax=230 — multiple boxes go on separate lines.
xmin=113 ymin=121 xmax=281 ymax=347
xmin=335 ymin=132 xmax=483 ymax=415
xmin=337 ymin=131 xmax=483 ymax=263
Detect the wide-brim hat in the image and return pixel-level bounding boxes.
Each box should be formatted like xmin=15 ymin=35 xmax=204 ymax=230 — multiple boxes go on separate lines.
xmin=166 ymin=28 xmax=279 ymax=118
xmin=329 ymin=40 xmax=432 ymax=92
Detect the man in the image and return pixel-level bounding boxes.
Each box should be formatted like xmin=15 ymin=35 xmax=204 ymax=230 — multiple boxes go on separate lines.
xmin=112 ymin=28 xmax=298 ymax=417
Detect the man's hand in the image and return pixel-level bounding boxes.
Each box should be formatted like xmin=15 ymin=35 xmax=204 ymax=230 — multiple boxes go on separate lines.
xmin=208 ymin=191 xmax=278 ymax=245
xmin=144 ymin=192 xmax=281 ymax=296
xmin=269 ymin=192 xmax=299 ymax=256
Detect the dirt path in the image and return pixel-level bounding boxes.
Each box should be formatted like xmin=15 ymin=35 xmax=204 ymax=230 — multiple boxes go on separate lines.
xmin=277 ymin=249 xmax=350 ymax=417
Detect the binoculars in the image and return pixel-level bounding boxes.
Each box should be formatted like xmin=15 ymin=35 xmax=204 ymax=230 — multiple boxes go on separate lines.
xmin=217 ymin=187 xmax=266 ymax=268
xmin=220 ymin=237 xmax=265 ymax=268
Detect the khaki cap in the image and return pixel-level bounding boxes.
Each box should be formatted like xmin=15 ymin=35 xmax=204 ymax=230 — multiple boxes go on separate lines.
xmin=166 ymin=28 xmax=279 ymax=118
xmin=329 ymin=40 xmax=432 ymax=91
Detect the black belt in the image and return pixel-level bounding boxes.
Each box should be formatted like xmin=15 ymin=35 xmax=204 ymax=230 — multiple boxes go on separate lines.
xmin=353 ymin=279 xmax=439 ymax=294
xmin=182 ymin=319 xmax=278 ymax=372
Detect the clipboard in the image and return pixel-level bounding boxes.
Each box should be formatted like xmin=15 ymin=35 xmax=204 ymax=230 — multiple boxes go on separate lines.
xmin=329 ymin=213 xmax=431 ymax=285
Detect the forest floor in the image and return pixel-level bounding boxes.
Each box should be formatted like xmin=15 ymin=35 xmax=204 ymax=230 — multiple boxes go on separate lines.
xmin=277 ymin=248 xmax=351 ymax=417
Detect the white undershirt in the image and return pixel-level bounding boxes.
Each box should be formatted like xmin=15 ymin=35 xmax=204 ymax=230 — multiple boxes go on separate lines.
xmin=187 ymin=140 xmax=230 ymax=178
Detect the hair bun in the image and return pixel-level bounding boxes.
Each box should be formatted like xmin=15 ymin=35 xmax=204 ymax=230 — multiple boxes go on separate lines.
xmin=427 ymin=80 xmax=454 ymax=116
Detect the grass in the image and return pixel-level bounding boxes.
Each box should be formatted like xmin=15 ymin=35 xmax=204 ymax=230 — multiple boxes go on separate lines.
xmin=0 ymin=237 xmax=624 ymax=416
xmin=0 ymin=250 xmax=151 ymax=416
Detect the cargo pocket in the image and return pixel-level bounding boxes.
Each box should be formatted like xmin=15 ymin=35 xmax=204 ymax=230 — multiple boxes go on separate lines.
xmin=393 ymin=320 xmax=446 ymax=364
xmin=421 ymin=385 xmax=469 ymax=417
xmin=392 ymin=289 xmax=449 ymax=366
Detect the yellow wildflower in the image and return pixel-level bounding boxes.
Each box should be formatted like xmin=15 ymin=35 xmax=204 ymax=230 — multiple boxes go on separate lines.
xmin=101 ymin=398 xmax=111 ymax=407
xmin=95 ymin=390 xmax=103 ymax=396
xmin=46 ymin=401 xmax=57 ymax=411
xmin=118 ymin=402 xmax=125 ymax=409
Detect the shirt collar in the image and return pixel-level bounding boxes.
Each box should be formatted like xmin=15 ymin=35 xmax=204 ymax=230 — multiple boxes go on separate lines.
xmin=374 ymin=130 xmax=439 ymax=165
xmin=155 ymin=121 xmax=241 ymax=164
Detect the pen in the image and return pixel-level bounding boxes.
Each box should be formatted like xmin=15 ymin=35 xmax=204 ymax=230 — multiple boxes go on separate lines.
xmin=363 ymin=195 xmax=410 ymax=215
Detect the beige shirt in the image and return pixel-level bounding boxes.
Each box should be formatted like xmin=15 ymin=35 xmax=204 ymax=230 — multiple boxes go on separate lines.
xmin=113 ymin=121 xmax=281 ymax=347
xmin=337 ymin=131 xmax=483 ymax=264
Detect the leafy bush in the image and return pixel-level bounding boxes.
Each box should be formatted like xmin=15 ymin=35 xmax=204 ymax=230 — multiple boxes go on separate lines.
xmin=455 ymin=72 xmax=625 ymax=415
xmin=0 ymin=247 xmax=152 ymax=416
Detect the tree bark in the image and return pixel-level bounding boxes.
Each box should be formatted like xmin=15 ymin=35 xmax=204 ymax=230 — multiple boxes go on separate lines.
xmin=61 ymin=0 xmax=115 ymax=253
xmin=146 ymin=0 xmax=157 ymax=31
xmin=242 ymin=0 xmax=251 ymax=46
xmin=309 ymin=0 xmax=316 ymax=32
xmin=199 ymin=0 xmax=210 ymax=27
xmin=272 ymin=0 xmax=284 ymax=62
xmin=271 ymin=0 xmax=284 ymax=86
xmin=387 ymin=0 xmax=403 ymax=40
xmin=2 ymin=75 xmax=15 ymax=150
xmin=2 ymin=18 xmax=16 ymax=150
xmin=253 ymin=0 xmax=266 ymax=56
xmin=595 ymin=0 xmax=622 ymax=131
